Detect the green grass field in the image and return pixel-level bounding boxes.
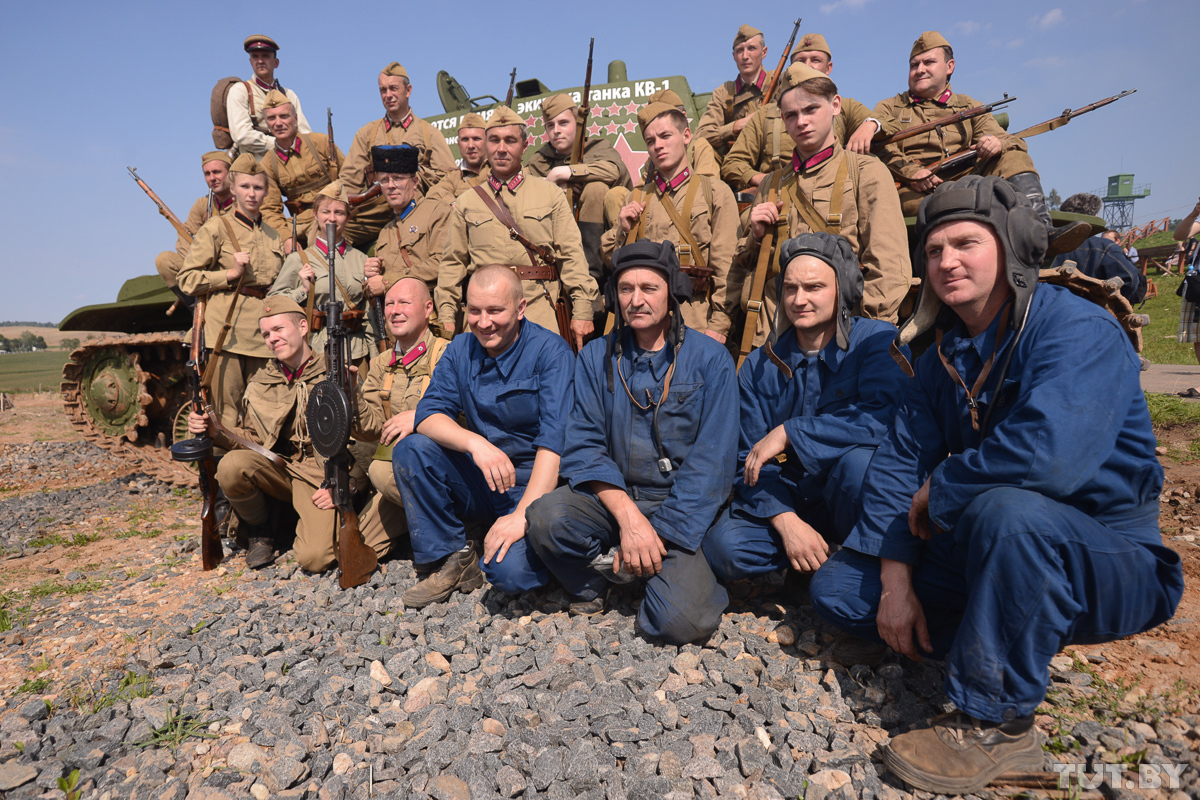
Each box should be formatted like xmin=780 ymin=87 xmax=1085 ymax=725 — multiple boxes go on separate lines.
xmin=1139 ymin=273 xmax=1196 ymax=367
xmin=0 ymin=350 xmax=71 ymax=393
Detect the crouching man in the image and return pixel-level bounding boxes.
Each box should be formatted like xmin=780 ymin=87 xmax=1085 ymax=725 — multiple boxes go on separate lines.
xmin=393 ymin=266 xmax=575 ymax=606
xmin=808 ymin=176 xmax=1184 ymax=794
xmin=526 ymin=241 xmax=737 ymax=644
xmin=187 ymin=297 xmax=389 ymax=571
xmin=704 ymin=233 xmax=909 ymax=582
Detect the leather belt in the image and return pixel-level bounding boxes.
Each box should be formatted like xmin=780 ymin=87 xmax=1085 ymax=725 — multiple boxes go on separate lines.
xmin=237 ymin=286 xmax=267 ymax=299
xmin=504 ymin=264 xmax=555 ymax=281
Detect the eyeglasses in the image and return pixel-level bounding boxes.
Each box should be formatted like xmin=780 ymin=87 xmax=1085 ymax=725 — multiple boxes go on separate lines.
xmin=377 ymin=176 xmax=413 ymax=186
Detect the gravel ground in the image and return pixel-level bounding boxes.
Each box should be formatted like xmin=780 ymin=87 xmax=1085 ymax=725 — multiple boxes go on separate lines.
xmin=0 ymin=444 xmax=1198 ymax=800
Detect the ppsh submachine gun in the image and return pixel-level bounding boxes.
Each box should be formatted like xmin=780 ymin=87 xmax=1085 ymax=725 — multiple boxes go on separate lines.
xmin=306 ymin=222 xmax=379 ymax=589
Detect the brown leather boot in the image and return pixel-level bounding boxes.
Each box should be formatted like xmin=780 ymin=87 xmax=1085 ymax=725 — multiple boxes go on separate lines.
xmin=882 ymin=711 xmax=1043 ymax=794
xmin=402 ymin=540 xmax=485 ymax=608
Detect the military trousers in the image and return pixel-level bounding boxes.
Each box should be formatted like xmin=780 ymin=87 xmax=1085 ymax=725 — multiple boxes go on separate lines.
xmin=366 ymin=458 xmax=409 ymax=541
xmin=526 ymin=485 xmax=729 ymax=645
xmin=155 ymin=251 xmax=184 ymax=288
xmin=216 ymin=450 xmax=391 ymax=573
xmin=209 ymin=353 xmax=269 ymax=435
xmin=704 ymin=445 xmax=873 ymax=582
xmin=898 ymin=151 xmax=1038 ymax=216
xmin=391 ymin=434 xmax=549 ymax=593
xmin=808 ymin=487 xmax=1183 ymax=723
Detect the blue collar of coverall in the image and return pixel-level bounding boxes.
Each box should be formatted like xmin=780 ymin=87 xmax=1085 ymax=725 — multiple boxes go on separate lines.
xmin=943 ymin=297 xmax=1017 ymax=364
xmin=469 ymin=317 xmax=530 ymax=381
xmin=773 ymin=321 xmax=850 ymax=374
xmin=625 ymin=330 xmax=674 ymax=383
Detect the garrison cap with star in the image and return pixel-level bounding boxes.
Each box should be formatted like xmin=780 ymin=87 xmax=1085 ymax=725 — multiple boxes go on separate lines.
xmin=733 ymin=24 xmax=763 ymax=47
xmin=201 ymin=151 xmax=232 ymax=167
xmin=778 ymin=62 xmax=834 ymax=96
xmin=262 ymin=89 xmax=292 ymax=110
xmin=486 ymin=106 xmax=526 ymax=129
xmin=648 ymin=89 xmax=685 ymax=109
xmin=259 ymin=296 xmax=305 ymax=320
xmin=381 ymin=62 xmax=408 ymax=79
xmin=794 ymin=33 xmax=831 ymax=57
xmin=372 ymin=145 xmax=419 ymax=175
xmin=458 ymin=113 xmax=487 ymax=131
xmin=636 ymin=102 xmax=683 ymax=131
xmin=243 ymin=35 xmax=279 ymax=53
xmin=230 ymin=154 xmax=266 ymax=175
xmin=910 ymin=31 xmax=951 ymax=60
xmin=316 ymin=180 xmax=352 ymax=204
xmin=541 ymin=94 xmax=579 ymax=124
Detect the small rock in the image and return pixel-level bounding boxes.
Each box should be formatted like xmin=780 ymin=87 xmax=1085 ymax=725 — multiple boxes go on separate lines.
xmin=16 ymin=697 xmax=48 ymax=722
xmin=496 ymin=765 xmax=526 ymax=798
xmin=262 ymin=756 xmax=305 ymax=793
xmin=227 ymin=742 xmax=268 ymax=773
xmin=427 ymin=774 xmax=470 ymax=800
xmin=250 ymin=784 xmax=269 ymax=800
xmin=682 ymin=756 xmax=724 ymax=780
xmin=767 ymin=625 xmax=796 ymax=646
xmin=331 ymin=753 xmax=354 ymax=776
xmin=805 ymin=769 xmax=851 ymax=800
xmin=425 ymin=652 xmax=451 ymax=673
xmin=481 ymin=717 xmax=506 ymax=737
xmin=370 ymin=660 xmax=392 ymax=687
xmin=0 ymin=762 xmax=37 ymax=791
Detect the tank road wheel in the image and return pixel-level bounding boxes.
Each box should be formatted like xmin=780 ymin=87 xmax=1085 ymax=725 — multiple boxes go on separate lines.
xmin=79 ymin=348 xmax=144 ymax=438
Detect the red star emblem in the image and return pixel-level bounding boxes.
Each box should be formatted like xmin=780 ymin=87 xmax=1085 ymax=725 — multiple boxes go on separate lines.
xmin=623 ymin=102 xmax=640 ymax=116
xmin=587 ymin=123 xmax=602 ymax=137
xmin=622 ymin=120 xmax=637 ymax=134
xmin=524 ymin=116 xmax=537 ymax=128
xmin=612 ymin=133 xmax=648 ymax=178
xmin=605 ymin=121 xmax=619 ymax=135
xmin=605 ymin=102 xmax=621 ymax=117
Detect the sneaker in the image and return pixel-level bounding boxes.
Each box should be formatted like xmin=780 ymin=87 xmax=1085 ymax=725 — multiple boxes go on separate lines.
xmin=882 ymin=711 xmax=1043 ymax=794
xmin=402 ymin=540 xmax=485 ymax=608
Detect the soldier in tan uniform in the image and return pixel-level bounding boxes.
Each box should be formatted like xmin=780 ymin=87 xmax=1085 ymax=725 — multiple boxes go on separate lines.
xmin=697 ymin=25 xmax=769 ymax=158
xmin=353 ymin=278 xmax=449 ymax=551
xmin=269 ymin=182 xmax=375 ymax=364
xmin=526 ymin=94 xmax=633 ymax=303
xmin=736 ymin=64 xmax=911 ymax=347
xmin=341 ymin=62 xmax=457 ymax=246
xmin=437 ymin=106 xmax=599 ymax=350
xmin=155 ymin=152 xmax=234 ymax=291
xmin=874 ymin=31 xmax=1088 ymax=252
xmin=178 ymin=154 xmax=285 ymax=431
xmin=225 ymin=36 xmax=311 ymax=159
xmin=602 ymin=103 xmax=740 ymax=341
xmin=363 ymin=145 xmax=452 ymax=302
xmin=185 ymin=296 xmax=391 ymax=571
xmin=426 ymin=113 xmax=491 ymax=206
xmin=650 ymin=90 xmax=719 ymax=179
xmin=259 ymin=90 xmax=345 ymax=254
xmin=722 ymin=33 xmax=896 ymax=192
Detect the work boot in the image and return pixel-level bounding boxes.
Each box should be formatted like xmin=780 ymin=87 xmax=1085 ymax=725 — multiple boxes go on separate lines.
xmin=1007 ymin=172 xmax=1091 ymax=258
xmin=882 ymin=710 xmax=1043 ymax=794
xmin=402 ymin=540 xmax=484 ymax=608
xmin=568 ymin=585 xmax=610 ymax=617
xmin=239 ymin=517 xmax=276 ymax=570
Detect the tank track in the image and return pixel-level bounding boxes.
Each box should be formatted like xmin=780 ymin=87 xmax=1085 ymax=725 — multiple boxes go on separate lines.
xmin=60 ymin=332 xmax=194 ymax=485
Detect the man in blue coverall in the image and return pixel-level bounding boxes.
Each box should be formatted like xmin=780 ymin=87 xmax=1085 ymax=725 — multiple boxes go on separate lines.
xmin=808 ymin=176 xmax=1184 ymax=794
xmin=704 ymin=232 xmax=908 ymax=582
xmin=526 ymin=240 xmax=737 ymax=644
xmin=393 ymin=265 xmax=575 ymax=607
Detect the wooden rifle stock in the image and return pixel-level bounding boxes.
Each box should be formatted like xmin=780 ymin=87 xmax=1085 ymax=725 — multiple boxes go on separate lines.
xmin=179 ymin=298 xmax=224 ymax=570
xmin=327 ymin=107 xmax=339 ymax=181
xmin=762 ymin=18 xmax=802 ymax=106
xmin=570 ymin=38 xmax=595 ymax=169
xmin=872 ymin=94 xmax=1017 ymax=151
xmin=505 ymin=68 xmax=517 ymax=107
xmin=128 ymin=167 xmax=193 ymax=243
xmin=349 ymin=182 xmax=382 ymax=206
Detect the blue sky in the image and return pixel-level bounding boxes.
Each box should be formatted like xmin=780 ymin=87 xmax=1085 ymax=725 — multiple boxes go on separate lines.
xmin=1 ymin=0 xmax=1195 ymax=324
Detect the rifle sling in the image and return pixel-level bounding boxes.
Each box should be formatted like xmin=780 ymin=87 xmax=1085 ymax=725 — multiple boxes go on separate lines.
xmin=298 ymin=132 xmax=335 ymax=186
xmin=738 ymin=171 xmax=781 ymax=365
xmin=201 ymin=217 xmax=250 ymax=387
xmin=297 ymin=246 xmax=361 ymax=312
xmin=624 ymin=168 xmax=708 ymax=270
xmin=470 ymin=185 xmax=559 ymax=280
xmin=785 ymin=154 xmax=848 ymax=239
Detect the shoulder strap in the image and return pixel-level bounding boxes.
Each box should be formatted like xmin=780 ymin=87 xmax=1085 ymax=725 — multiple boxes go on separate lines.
xmin=296 ymin=248 xmax=317 ymax=333
xmin=738 ymin=171 xmax=783 ymax=368
xmin=244 ymin=81 xmax=256 ymax=118
xmin=219 ymin=215 xmax=242 ymax=252
xmin=299 ymin=132 xmax=334 ymax=185
xmin=470 ymin=185 xmax=557 ymax=277
xmin=656 ymin=178 xmax=707 ymax=269
xmin=786 ymin=154 xmax=849 ymax=236
xmin=625 ymin=186 xmax=647 ymax=245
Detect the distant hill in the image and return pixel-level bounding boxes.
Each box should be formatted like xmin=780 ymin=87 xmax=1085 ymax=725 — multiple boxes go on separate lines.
xmin=0 ymin=321 xmax=55 ymax=328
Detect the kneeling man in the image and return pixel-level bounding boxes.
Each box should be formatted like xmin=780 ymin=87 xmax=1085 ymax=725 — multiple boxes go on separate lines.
xmin=527 ymin=241 xmax=737 ymax=644
xmin=808 ymin=176 xmax=1184 ymax=794
xmin=705 ymin=233 xmax=908 ymax=582
xmin=393 ymin=266 xmax=575 ymax=606
xmin=187 ymin=297 xmax=389 ymax=571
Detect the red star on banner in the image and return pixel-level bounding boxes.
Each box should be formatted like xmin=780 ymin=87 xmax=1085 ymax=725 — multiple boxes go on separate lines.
xmin=623 ymin=102 xmax=640 ymax=115
xmin=524 ymin=116 xmax=537 ymax=128
xmin=622 ymin=120 xmax=637 ymax=134
xmin=587 ymin=123 xmax=602 ymax=137
xmin=612 ymin=133 xmax=648 ymax=178
xmin=605 ymin=103 xmax=621 ymax=117
xmin=605 ymin=121 xmax=619 ymax=135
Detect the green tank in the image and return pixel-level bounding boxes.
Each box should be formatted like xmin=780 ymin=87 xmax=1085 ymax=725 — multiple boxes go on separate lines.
xmin=59 ymin=274 xmax=193 ymax=483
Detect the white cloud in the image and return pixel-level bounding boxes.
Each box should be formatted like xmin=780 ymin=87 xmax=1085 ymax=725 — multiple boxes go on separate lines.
xmin=952 ymin=21 xmax=981 ymax=36
xmin=1006 ymin=38 xmax=1025 ymax=49
xmin=1032 ymin=8 xmax=1064 ymax=31
xmin=819 ymin=0 xmax=871 ymax=14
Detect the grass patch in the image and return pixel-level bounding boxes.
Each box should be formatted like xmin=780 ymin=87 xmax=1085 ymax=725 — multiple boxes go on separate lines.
xmin=26 ymin=578 xmax=104 ymax=600
xmin=0 ymin=350 xmax=72 ymax=393
xmin=67 ymin=532 xmax=101 ymax=547
xmin=69 ymin=670 xmax=155 ymax=715
xmin=114 ymin=527 xmax=162 ymax=540
xmin=14 ymin=677 xmax=50 ymax=695
xmin=26 ymin=533 xmax=66 ymax=549
xmin=133 ymin=705 xmax=224 ymax=752
xmin=1140 ymin=274 xmax=1198 ymax=367
xmin=1146 ymin=392 xmax=1200 ymax=428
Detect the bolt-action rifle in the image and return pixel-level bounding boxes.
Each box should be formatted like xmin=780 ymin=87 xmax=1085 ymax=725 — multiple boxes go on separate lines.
xmin=762 ymin=18 xmax=803 ymax=106
xmin=306 ymin=222 xmax=378 ymax=589
xmin=871 ymin=94 xmax=1018 ymax=153
xmin=128 ymin=167 xmax=192 ymax=244
xmin=505 ymin=68 xmax=517 ymax=107
xmin=568 ymin=38 xmax=595 ymax=219
xmin=327 ymin=107 xmax=339 ymax=181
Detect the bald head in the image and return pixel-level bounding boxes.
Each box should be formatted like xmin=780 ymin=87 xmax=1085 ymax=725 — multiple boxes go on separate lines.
xmin=384 ymin=277 xmax=433 ymax=344
xmin=387 ymin=276 xmax=431 ymax=305
xmin=469 ymin=264 xmax=524 ymax=306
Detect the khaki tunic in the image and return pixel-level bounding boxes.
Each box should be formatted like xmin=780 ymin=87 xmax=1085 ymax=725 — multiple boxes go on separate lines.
xmin=721 ymin=96 xmax=890 ymax=191
xmin=269 ymin=241 xmax=376 ymax=361
xmin=437 ymin=172 xmax=598 ymax=334
xmin=373 ymin=195 xmax=452 ymax=292
xmin=225 ymin=80 xmax=311 ymax=159
xmin=260 ymin=133 xmax=345 ymax=242
xmin=696 ymin=69 xmax=767 ymax=153
xmin=601 ymin=168 xmax=740 ymax=335
xmin=341 ymin=114 xmax=458 ymax=245
xmin=734 ymin=143 xmax=912 ymax=344
xmin=214 ymin=352 xmax=390 ymax=572
xmin=873 ymin=88 xmax=1036 ymax=215
xmin=155 ymin=194 xmax=232 ymax=287
xmin=426 ymin=166 xmax=491 ymax=206
xmin=178 ymin=213 xmax=285 ymax=358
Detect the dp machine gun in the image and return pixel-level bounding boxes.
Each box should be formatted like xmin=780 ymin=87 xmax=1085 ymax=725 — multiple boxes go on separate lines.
xmin=306 ymin=222 xmax=379 ymax=589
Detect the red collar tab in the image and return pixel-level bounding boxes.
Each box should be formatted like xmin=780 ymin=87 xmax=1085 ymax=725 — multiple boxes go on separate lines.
xmin=911 ymin=87 xmax=953 ymax=106
xmin=255 ymin=77 xmax=279 ymax=93
xmin=275 ymin=136 xmax=301 ymax=163
xmin=792 ymin=145 xmax=835 ymax=172
xmin=235 ymin=211 xmax=261 ymax=228
xmin=280 ymin=354 xmax=310 ymax=383
xmin=653 ymin=166 xmax=691 ymax=194
xmin=215 ymin=195 xmax=234 ymax=210
xmin=735 ymin=69 xmax=767 ymax=95
xmin=488 ymin=172 xmax=524 ymax=194
xmin=314 ymin=237 xmax=348 ymax=257
xmin=392 ymin=338 xmax=428 ymax=368
xmin=384 ymin=113 xmax=414 ymax=132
